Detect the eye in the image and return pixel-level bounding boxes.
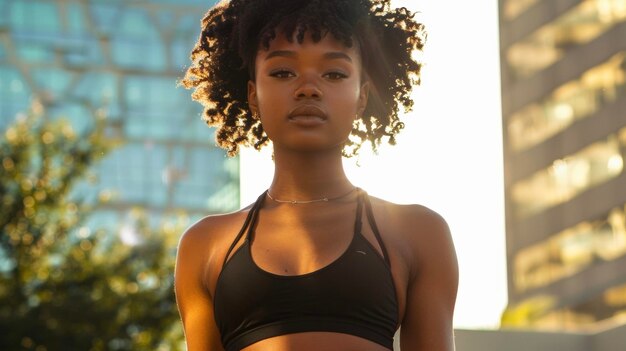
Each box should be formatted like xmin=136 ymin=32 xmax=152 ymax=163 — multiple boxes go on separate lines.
xmin=269 ymin=69 xmax=295 ymax=79
xmin=324 ymin=71 xmax=349 ymax=80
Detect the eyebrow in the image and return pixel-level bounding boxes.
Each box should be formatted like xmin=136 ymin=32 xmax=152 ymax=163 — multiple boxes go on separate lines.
xmin=265 ymin=50 xmax=353 ymax=63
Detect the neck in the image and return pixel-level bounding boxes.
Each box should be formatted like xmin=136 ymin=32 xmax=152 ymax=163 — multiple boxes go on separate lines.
xmin=269 ymin=146 xmax=354 ymax=200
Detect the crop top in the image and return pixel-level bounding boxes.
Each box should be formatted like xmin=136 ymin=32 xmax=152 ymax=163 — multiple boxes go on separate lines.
xmin=213 ymin=188 xmax=399 ymax=351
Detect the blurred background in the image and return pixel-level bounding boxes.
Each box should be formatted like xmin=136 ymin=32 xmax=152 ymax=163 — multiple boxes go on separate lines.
xmin=1 ymin=0 xmax=626 ymax=350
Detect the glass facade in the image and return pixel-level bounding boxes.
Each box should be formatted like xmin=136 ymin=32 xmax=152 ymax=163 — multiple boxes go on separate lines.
xmin=0 ymin=0 xmax=238 ymax=231
xmin=506 ymin=0 xmax=626 ymax=80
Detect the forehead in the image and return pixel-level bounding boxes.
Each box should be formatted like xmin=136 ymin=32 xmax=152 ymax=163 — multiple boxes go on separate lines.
xmin=258 ymin=31 xmax=360 ymax=59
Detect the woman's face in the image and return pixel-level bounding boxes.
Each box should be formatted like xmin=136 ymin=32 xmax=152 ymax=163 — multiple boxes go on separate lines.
xmin=248 ymin=30 xmax=369 ymax=154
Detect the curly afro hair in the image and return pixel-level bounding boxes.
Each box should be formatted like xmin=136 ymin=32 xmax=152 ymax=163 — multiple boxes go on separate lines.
xmin=181 ymin=0 xmax=426 ymax=157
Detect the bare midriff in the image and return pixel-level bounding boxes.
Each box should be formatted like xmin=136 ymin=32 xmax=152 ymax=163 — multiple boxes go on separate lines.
xmin=241 ymin=332 xmax=392 ymax=351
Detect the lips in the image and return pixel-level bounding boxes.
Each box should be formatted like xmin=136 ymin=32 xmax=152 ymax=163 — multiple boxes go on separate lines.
xmin=288 ymin=105 xmax=328 ymax=121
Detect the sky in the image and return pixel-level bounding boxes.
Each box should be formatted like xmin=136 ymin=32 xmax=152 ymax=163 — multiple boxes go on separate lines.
xmin=240 ymin=0 xmax=507 ymax=330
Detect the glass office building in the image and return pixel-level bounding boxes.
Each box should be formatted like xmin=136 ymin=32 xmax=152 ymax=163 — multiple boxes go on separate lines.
xmin=0 ymin=0 xmax=238 ymax=232
xmin=500 ymin=0 xmax=626 ymax=329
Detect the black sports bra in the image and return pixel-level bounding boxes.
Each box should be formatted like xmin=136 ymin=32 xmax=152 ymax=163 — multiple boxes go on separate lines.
xmin=213 ymin=189 xmax=399 ymax=351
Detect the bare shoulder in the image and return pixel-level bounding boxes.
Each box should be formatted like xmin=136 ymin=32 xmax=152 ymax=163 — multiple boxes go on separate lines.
xmin=176 ymin=204 xmax=255 ymax=293
xmin=367 ymin=195 xmax=456 ymax=276
xmin=178 ymin=203 xmax=254 ymax=253
xmin=368 ymin=195 xmax=450 ymax=240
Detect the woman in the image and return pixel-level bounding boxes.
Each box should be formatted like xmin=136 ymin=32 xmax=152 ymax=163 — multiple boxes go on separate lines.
xmin=175 ymin=1 xmax=458 ymax=350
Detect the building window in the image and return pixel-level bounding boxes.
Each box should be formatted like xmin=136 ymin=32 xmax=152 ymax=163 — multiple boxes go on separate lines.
xmin=530 ymin=281 xmax=626 ymax=329
xmin=0 ymin=67 xmax=31 ymax=125
xmin=503 ymin=0 xmax=539 ymax=20
xmin=508 ymin=52 xmax=626 ymax=152
xmin=514 ymin=204 xmax=626 ymax=293
xmin=9 ymin=1 xmax=60 ymax=32
xmin=511 ymin=129 xmax=625 ymax=219
xmin=506 ymin=0 xmax=626 ymax=80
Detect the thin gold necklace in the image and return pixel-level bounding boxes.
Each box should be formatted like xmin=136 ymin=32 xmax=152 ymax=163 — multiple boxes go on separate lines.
xmin=266 ymin=187 xmax=357 ymax=204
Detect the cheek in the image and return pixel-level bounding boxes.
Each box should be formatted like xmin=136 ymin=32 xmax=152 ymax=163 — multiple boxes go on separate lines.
xmin=331 ymin=81 xmax=362 ymax=114
xmin=254 ymin=80 xmax=287 ymax=108
xmin=327 ymin=90 xmax=361 ymax=136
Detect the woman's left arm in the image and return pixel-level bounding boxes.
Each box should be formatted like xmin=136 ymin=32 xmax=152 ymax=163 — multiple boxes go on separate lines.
xmin=399 ymin=206 xmax=459 ymax=351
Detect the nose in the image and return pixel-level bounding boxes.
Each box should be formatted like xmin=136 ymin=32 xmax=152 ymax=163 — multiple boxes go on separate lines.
xmin=293 ymin=78 xmax=322 ymax=100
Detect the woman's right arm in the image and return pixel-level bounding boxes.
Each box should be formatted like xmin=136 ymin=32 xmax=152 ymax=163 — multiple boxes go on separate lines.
xmin=175 ymin=221 xmax=225 ymax=351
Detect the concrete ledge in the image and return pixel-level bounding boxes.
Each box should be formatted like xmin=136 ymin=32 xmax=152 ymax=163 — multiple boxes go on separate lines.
xmin=592 ymin=321 xmax=626 ymax=351
xmin=453 ymin=322 xmax=626 ymax=351
xmin=454 ymin=328 xmax=589 ymax=351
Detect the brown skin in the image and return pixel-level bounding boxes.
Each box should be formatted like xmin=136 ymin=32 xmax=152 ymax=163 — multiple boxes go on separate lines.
xmin=175 ymin=32 xmax=459 ymax=351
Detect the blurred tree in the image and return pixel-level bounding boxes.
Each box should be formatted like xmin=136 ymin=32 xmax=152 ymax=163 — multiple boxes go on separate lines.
xmin=0 ymin=104 xmax=183 ymax=351
xmin=500 ymin=295 xmax=556 ymax=328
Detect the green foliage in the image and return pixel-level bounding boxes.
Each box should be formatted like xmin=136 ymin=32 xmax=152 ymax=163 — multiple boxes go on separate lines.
xmin=500 ymin=295 xmax=556 ymax=328
xmin=0 ymin=107 xmax=183 ymax=351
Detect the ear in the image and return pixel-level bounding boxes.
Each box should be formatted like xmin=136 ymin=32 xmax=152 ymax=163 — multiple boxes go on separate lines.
xmin=247 ymin=80 xmax=259 ymax=116
xmin=357 ymin=80 xmax=370 ymax=117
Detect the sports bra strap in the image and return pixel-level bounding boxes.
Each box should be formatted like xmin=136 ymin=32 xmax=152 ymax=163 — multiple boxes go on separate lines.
xmin=246 ymin=191 xmax=265 ymax=243
xmin=362 ymin=192 xmax=391 ymax=266
xmin=354 ymin=188 xmax=364 ymax=234
xmin=222 ymin=191 xmax=267 ymax=267
xmin=225 ymin=189 xmax=379 ymax=266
